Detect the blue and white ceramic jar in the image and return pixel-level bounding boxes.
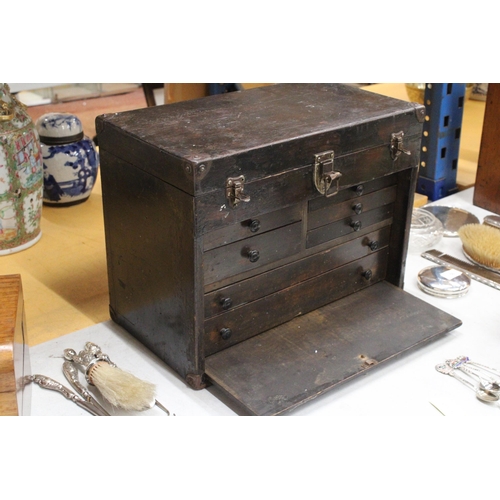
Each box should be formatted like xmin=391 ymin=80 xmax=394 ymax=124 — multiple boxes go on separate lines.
xmin=35 ymin=113 xmax=99 ymax=205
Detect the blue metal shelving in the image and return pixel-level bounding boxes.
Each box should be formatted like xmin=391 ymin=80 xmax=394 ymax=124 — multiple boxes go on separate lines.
xmin=416 ymin=83 xmax=466 ymax=201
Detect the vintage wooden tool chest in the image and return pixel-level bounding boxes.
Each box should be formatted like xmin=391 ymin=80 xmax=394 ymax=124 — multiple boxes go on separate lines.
xmin=96 ymin=84 xmax=461 ymax=415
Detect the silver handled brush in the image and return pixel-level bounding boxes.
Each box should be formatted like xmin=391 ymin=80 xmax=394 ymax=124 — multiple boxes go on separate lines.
xmin=62 ymin=361 xmax=110 ymax=416
xmin=64 ymin=342 xmax=172 ymax=415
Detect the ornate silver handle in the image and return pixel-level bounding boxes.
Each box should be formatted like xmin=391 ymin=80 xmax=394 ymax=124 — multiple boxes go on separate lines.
xmin=62 ymin=361 xmax=110 ymax=416
xmin=26 ymin=374 xmax=102 ymax=416
xmin=64 ymin=342 xmax=115 ymax=384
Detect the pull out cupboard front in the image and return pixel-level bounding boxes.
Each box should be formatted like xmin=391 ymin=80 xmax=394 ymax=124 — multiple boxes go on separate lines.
xmin=97 ymin=84 xmax=461 ymax=415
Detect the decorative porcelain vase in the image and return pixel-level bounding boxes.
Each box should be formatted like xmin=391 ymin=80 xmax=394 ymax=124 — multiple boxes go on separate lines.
xmin=0 ymin=83 xmax=43 ymax=255
xmin=35 ymin=113 xmax=99 ymax=205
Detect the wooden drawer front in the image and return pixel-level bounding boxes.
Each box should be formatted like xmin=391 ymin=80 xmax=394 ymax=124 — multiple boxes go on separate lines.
xmin=203 ymin=205 xmax=302 ymax=252
xmin=306 ymin=203 xmax=394 ymax=248
xmin=204 ymin=225 xmax=391 ymax=318
xmin=307 ymin=173 xmax=396 ymax=214
xmin=204 ymin=249 xmax=389 ymax=356
xmin=203 ymin=221 xmax=302 ymax=285
xmin=308 ymin=185 xmax=397 ymax=231
xmin=196 ymin=167 xmax=311 ymax=235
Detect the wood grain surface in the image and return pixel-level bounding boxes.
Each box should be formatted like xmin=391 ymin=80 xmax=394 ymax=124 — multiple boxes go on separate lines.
xmin=0 ymin=275 xmax=25 ymax=415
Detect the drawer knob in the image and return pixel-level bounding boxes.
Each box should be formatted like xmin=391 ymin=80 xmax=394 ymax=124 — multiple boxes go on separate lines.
xmin=353 ymin=185 xmax=364 ymax=196
xmin=362 ymin=269 xmax=373 ymax=280
xmin=247 ymin=249 xmax=260 ymax=262
xmin=350 ymin=220 xmax=362 ymax=232
xmin=219 ymin=297 xmax=233 ymax=310
xmin=220 ymin=327 xmax=232 ymax=340
xmin=249 ymin=219 xmax=261 ymax=233
xmin=368 ymin=240 xmax=379 ymax=251
xmin=352 ymin=203 xmax=363 ymax=215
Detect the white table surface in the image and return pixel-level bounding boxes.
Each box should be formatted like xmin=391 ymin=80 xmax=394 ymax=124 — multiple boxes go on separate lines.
xmin=28 ymin=188 xmax=500 ymax=417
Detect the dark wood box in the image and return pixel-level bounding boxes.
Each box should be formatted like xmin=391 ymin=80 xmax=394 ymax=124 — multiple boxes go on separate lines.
xmin=96 ymin=84 xmax=461 ymax=415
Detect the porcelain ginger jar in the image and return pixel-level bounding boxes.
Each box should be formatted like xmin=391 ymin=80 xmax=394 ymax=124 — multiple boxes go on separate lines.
xmin=36 ymin=113 xmax=99 ymax=205
xmin=0 ymin=83 xmax=43 ymax=255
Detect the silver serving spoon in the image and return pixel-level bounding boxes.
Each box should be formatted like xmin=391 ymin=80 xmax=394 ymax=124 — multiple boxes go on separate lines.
xmin=436 ymin=363 xmax=499 ymax=403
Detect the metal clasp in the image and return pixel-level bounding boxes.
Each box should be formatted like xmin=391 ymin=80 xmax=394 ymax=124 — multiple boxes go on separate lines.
xmin=313 ymin=150 xmax=342 ymax=197
xmin=390 ymin=131 xmax=411 ymax=161
xmin=225 ymin=175 xmax=251 ymax=208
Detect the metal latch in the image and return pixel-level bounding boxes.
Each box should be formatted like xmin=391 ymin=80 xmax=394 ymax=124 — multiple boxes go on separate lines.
xmin=390 ymin=131 xmax=411 ymax=161
xmin=225 ymin=175 xmax=251 ymax=208
xmin=313 ymin=150 xmax=342 ymax=197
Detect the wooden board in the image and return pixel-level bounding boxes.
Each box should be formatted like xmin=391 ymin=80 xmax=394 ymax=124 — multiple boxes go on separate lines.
xmin=205 ymin=281 xmax=462 ymax=416
xmin=474 ymin=83 xmax=500 ymax=215
xmin=0 ymin=275 xmax=30 ymax=416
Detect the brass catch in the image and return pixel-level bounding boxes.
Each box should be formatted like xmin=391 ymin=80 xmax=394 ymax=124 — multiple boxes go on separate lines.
xmin=313 ymin=150 xmax=342 ymax=197
xmin=390 ymin=131 xmax=411 ymax=161
xmin=225 ymin=175 xmax=251 ymax=208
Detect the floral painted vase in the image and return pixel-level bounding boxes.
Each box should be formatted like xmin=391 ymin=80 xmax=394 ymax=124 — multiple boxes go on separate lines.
xmin=35 ymin=113 xmax=99 ymax=205
xmin=0 ymin=83 xmax=43 ymax=255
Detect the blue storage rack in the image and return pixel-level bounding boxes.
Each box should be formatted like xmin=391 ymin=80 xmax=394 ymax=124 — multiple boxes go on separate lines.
xmin=416 ymin=83 xmax=466 ymax=201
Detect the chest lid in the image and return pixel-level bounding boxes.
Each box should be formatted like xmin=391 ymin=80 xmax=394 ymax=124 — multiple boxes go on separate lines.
xmin=96 ymin=83 xmax=424 ymax=196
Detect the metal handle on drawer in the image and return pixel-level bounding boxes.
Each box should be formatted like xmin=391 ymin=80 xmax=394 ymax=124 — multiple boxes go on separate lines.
xmin=353 ymin=185 xmax=364 ymax=196
xmin=368 ymin=240 xmax=379 ymax=251
xmin=247 ymin=249 xmax=260 ymax=262
xmin=362 ymin=269 xmax=373 ymax=280
xmin=219 ymin=297 xmax=233 ymax=310
xmin=220 ymin=328 xmax=232 ymax=340
xmin=352 ymin=203 xmax=363 ymax=215
xmin=350 ymin=220 xmax=362 ymax=232
xmin=249 ymin=219 xmax=261 ymax=233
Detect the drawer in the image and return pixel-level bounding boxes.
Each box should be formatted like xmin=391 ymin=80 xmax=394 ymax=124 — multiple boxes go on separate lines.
xmin=204 ymin=249 xmax=389 ymax=356
xmin=203 ymin=221 xmax=302 ymax=286
xmin=204 ymin=225 xmax=391 ymax=318
xmin=196 ymin=167 xmax=311 ymax=235
xmin=307 ymin=173 xmax=396 ymax=214
xmin=306 ymin=203 xmax=394 ymax=249
xmin=203 ymin=204 xmax=302 ymax=252
xmin=307 ymin=185 xmax=397 ymax=231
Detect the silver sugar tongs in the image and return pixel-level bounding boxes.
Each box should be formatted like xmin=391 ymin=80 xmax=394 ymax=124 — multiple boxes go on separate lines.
xmin=62 ymin=361 xmax=110 ymax=416
xmin=25 ymin=374 xmax=103 ymax=416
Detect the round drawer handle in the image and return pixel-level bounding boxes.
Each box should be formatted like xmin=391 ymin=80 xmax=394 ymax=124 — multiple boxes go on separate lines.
xmin=353 ymin=185 xmax=364 ymax=196
xmin=350 ymin=220 xmax=362 ymax=232
xmin=247 ymin=249 xmax=260 ymax=262
xmin=362 ymin=269 xmax=373 ymax=280
xmin=352 ymin=203 xmax=363 ymax=215
xmin=219 ymin=297 xmax=233 ymax=310
xmin=220 ymin=327 xmax=232 ymax=340
xmin=249 ymin=219 xmax=261 ymax=233
xmin=368 ymin=240 xmax=379 ymax=251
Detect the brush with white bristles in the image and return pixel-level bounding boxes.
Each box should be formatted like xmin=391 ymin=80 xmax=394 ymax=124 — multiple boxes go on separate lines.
xmin=458 ymin=223 xmax=500 ymax=271
xmin=64 ymin=342 xmax=171 ymax=415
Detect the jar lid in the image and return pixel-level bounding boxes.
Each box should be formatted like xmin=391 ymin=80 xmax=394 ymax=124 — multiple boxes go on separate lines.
xmin=35 ymin=112 xmax=84 ymax=144
xmin=417 ymin=265 xmax=471 ymax=298
xmin=421 ymin=206 xmax=479 ymax=237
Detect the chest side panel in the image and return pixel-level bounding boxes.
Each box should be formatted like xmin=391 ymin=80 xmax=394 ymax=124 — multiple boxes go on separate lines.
xmin=100 ymin=149 xmax=203 ymax=379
